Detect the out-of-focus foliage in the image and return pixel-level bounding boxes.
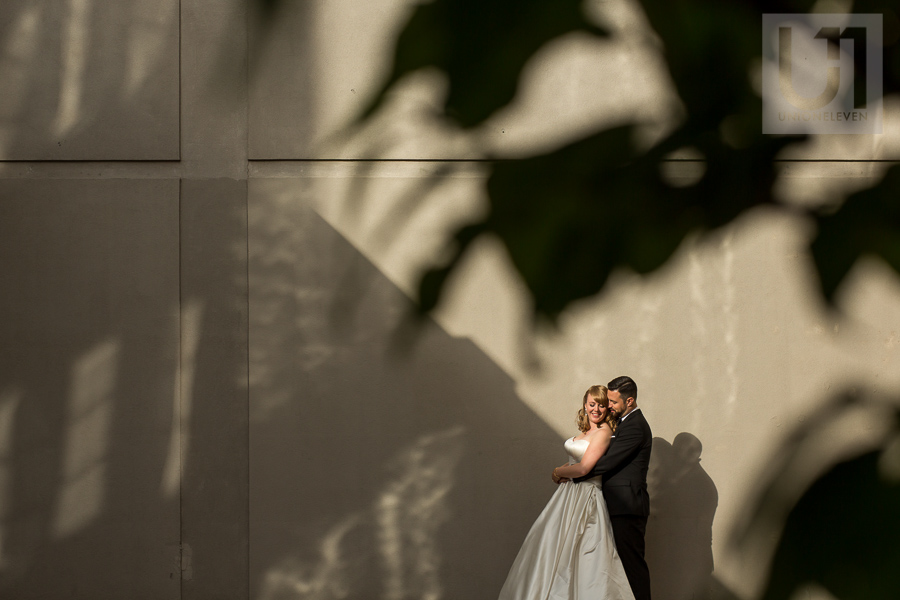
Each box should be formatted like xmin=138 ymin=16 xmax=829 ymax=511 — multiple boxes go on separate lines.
xmin=735 ymin=393 xmax=900 ymax=600
xmin=260 ymin=0 xmax=900 ymax=598
xmin=360 ymin=0 xmax=900 ymax=318
xmin=360 ymin=0 xmax=608 ymax=128
xmin=812 ymin=163 xmax=900 ymax=300
xmin=355 ymin=1 xmax=900 ymax=598
xmin=762 ymin=449 xmax=900 ymax=600
xmin=422 ymin=125 xmax=792 ymax=315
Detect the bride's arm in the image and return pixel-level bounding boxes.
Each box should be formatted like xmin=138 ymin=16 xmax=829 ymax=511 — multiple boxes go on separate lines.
xmin=552 ymin=429 xmax=612 ymax=480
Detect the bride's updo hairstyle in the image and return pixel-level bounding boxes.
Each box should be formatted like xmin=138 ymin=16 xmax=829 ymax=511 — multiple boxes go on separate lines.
xmin=577 ymin=385 xmax=613 ymax=433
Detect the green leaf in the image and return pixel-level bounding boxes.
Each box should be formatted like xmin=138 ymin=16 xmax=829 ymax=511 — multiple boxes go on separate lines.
xmin=760 ymin=448 xmax=900 ymax=600
xmin=450 ymin=125 xmax=794 ymax=318
xmin=360 ymin=0 xmax=607 ymax=128
xmin=811 ymin=164 xmax=900 ymax=302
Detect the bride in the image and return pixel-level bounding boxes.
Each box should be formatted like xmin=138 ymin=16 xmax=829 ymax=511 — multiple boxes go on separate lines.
xmin=497 ymin=385 xmax=634 ymax=600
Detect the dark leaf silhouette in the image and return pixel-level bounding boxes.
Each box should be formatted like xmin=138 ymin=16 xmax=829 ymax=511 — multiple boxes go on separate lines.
xmin=811 ymin=164 xmax=900 ymax=301
xmin=354 ymin=0 xmax=900 ymax=319
xmin=421 ymin=124 xmax=795 ymax=318
xmin=360 ymin=0 xmax=607 ymax=127
xmin=760 ymin=447 xmax=900 ymax=600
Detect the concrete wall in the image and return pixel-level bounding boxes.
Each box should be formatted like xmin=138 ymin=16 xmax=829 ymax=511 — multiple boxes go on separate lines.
xmin=0 ymin=1 xmax=898 ymax=600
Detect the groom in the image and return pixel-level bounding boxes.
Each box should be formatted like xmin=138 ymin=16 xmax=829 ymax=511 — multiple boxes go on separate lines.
xmin=569 ymin=376 xmax=653 ymax=600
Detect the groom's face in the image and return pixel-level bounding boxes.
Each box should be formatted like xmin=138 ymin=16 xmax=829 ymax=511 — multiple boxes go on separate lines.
xmin=608 ymin=390 xmax=626 ymax=418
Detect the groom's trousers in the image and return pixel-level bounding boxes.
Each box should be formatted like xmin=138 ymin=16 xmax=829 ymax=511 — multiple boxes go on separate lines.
xmin=610 ymin=515 xmax=651 ymax=600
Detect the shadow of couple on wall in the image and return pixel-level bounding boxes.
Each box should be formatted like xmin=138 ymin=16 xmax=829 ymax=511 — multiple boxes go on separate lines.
xmin=647 ymin=433 xmax=737 ymax=600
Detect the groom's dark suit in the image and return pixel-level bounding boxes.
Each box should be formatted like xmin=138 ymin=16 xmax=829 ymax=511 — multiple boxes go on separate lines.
xmin=578 ymin=408 xmax=652 ymax=600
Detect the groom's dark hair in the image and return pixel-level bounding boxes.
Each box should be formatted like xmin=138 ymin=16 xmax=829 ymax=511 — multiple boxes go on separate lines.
xmin=607 ymin=376 xmax=637 ymax=401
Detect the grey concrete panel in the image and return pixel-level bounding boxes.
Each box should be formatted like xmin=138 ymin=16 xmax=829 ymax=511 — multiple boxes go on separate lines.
xmin=179 ymin=178 xmax=249 ymax=600
xmin=0 ymin=161 xmax=183 ymax=180
xmin=248 ymin=179 xmax=564 ymax=599
xmin=181 ymin=0 xmax=249 ymax=178
xmin=247 ymin=0 xmax=316 ymax=159
xmin=0 ymin=0 xmax=180 ymax=160
xmin=0 ymin=179 xmax=181 ymax=599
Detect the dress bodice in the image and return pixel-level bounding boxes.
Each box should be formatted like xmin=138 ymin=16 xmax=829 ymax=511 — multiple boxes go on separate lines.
xmin=565 ymin=437 xmax=590 ymax=464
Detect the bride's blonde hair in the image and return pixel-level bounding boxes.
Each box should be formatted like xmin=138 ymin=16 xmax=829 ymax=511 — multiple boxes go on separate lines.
xmin=576 ymin=385 xmax=616 ymax=433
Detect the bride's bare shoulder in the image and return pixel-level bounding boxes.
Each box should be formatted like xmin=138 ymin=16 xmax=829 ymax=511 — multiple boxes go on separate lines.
xmin=588 ymin=425 xmax=613 ymax=441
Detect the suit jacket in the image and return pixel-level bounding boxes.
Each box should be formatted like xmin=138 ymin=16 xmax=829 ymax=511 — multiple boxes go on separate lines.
xmin=577 ymin=409 xmax=652 ymax=517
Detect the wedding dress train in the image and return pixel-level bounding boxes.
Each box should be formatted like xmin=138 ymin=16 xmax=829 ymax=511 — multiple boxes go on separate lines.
xmin=498 ymin=437 xmax=635 ymax=600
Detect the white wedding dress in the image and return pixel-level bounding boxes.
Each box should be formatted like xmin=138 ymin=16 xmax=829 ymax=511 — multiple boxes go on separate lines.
xmin=498 ymin=437 xmax=635 ymax=600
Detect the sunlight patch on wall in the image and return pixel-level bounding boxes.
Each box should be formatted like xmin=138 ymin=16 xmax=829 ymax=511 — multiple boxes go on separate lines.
xmin=161 ymin=300 xmax=203 ymax=499
xmin=635 ymin=294 xmax=663 ymax=385
xmin=53 ymin=338 xmax=119 ymax=538
xmin=689 ymin=247 xmax=711 ymax=431
xmin=0 ymin=4 xmax=42 ymax=155
xmin=788 ymin=583 xmax=840 ymax=600
xmin=0 ymin=387 xmax=23 ymax=567
xmin=54 ymin=0 xmax=92 ymax=137
xmin=719 ymin=233 xmax=740 ymax=417
xmin=124 ymin=0 xmax=178 ymax=98
xmin=686 ymin=234 xmax=741 ymax=430
xmin=256 ymin=427 xmax=466 ymax=600
xmin=259 ymin=515 xmax=362 ymax=600
xmin=377 ymin=427 xmax=465 ymax=600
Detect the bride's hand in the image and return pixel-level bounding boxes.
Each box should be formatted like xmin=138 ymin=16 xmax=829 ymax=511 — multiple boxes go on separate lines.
xmin=551 ymin=466 xmax=569 ymax=485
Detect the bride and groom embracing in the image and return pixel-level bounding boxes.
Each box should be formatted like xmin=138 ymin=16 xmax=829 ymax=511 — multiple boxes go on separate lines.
xmin=498 ymin=376 xmax=652 ymax=600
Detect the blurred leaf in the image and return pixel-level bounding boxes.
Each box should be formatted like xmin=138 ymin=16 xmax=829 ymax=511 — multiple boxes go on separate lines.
xmin=350 ymin=0 xmax=900 ymax=320
xmin=251 ymin=0 xmax=286 ymax=24
xmin=760 ymin=447 xmax=900 ymax=600
xmin=851 ymin=1 xmax=900 ymax=94
xmin=360 ymin=0 xmax=607 ymax=128
xmin=418 ymin=223 xmax=485 ymax=313
xmin=639 ymin=0 xmax=772 ymax=127
xmin=420 ymin=124 xmax=794 ymax=318
xmin=811 ymin=164 xmax=900 ymax=302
